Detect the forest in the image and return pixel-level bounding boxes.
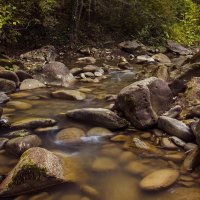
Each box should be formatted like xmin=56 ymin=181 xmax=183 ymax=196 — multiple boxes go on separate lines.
xmin=0 ymin=0 xmax=200 ymax=47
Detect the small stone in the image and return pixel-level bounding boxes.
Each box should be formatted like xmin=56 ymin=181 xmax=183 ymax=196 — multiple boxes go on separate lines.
xmin=164 ymin=152 xmax=185 ymax=163
xmin=110 ymin=135 xmax=129 ymax=142
xmin=162 ymin=105 xmax=182 ymax=118
xmin=158 ymin=116 xmax=194 ymax=142
xmin=6 ymin=101 xmax=32 ymax=110
xmin=15 ymin=70 xmax=32 ymax=82
xmin=92 ymin=157 xmax=118 ymax=172
xmin=10 ymin=92 xmax=31 ymax=99
xmin=56 ymin=127 xmax=85 ymax=143
xmin=139 ymin=169 xmax=179 ymax=191
xmin=140 ymin=132 xmax=152 ymax=140
xmin=184 ymin=143 xmax=198 ymax=151
xmin=80 ymin=185 xmax=99 ymax=199
xmin=179 ymin=175 xmax=194 ymax=182
xmin=170 ymin=136 xmax=186 ymax=148
xmin=178 ymin=181 xmax=195 ymax=187
xmin=87 ymin=127 xmax=113 ymax=137
xmin=51 ymin=90 xmax=86 ymax=101
xmin=119 ymin=151 xmax=136 ymax=163
xmin=161 ymin=138 xmax=179 ymax=150
xmin=125 ymin=161 xmax=151 ymax=176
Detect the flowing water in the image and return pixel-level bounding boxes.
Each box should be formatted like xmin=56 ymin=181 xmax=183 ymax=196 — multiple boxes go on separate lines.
xmin=1 ymin=65 xmax=200 ymax=200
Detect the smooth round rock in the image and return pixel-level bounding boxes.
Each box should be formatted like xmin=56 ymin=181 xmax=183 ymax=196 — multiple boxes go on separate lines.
xmin=139 ymin=169 xmax=179 ymax=191
xmin=6 ymin=101 xmax=32 ymax=110
xmin=161 ymin=138 xmax=179 ymax=150
xmin=51 ymin=90 xmax=86 ymax=101
xmin=20 ymin=79 xmax=45 ymax=90
xmin=56 ymin=127 xmax=85 ymax=143
xmin=110 ymin=135 xmax=129 ymax=142
xmin=87 ymin=127 xmax=113 ymax=137
xmin=92 ymin=157 xmax=117 ymax=172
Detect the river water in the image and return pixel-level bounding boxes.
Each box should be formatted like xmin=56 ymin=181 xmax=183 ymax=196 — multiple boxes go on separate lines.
xmin=1 ymin=65 xmax=200 ymax=200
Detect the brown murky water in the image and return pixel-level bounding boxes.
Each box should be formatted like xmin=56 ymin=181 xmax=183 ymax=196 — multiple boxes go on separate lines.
xmin=1 ymin=69 xmax=200 ymax=200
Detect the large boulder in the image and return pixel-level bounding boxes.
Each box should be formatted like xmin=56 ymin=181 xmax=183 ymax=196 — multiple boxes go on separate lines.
xmin=0 ymin=147 xmax=65 ymax=197
xmin=169 ymin=63 xmax=200 ymax=94
xmin=158 ymin=116 xmax=194 ymax=142
xmin=66 ymin=108 xmax=129 ymax=130
xmin=184 ymin=51 xmax=200 ymax=64
xmin=116 ymin=77 xmax=173 ymax=129
xmin=34 ymin=61 xmax=75 ymax=87
xmin=20 ymin=45 xmax=56 ymax=62
xmin=167 ymin=40 xmax=191 ymax=55
xmin=0 ymin=78 xmax=16 ymax=93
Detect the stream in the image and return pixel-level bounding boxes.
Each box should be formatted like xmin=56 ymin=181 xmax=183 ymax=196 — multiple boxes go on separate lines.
xmin=1 ymin=60 xmax=200 ymax=200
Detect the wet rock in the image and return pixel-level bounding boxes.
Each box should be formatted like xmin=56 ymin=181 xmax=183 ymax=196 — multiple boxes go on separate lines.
xmin=158 ymin=116 xmax=194 ymax=142
xmin=110 ymin=134 xmax=129 ymax=142
xmin=167 ymin=40 xmax=191 ymax=55
xmin=11 ymin=117 xmax=56 ymax=129
xmin=184 ymin=143 xmax=198 ymax=151
xmin=192 ymin=120 xmax=200 ymax=146
xmin=152 ymin=53 xmax=171 ymax=64
xmin=35 ymin=126 xmax=59 ymax=134
xmin=15 ymin=70 xmax=33 ymax=82
xmin=6 ymin=101 xmax=32 ymax=110
xmin=162 ymin=105 xmax=182 ymax=118
xmin=0 ymin=147 xmax=65 ymax=197
xmin=70 ymin=68 xmax=83 ymax=76
xmin=170 ymin=136 xmax=186 ymax=148
xmin=0 ymin=78 xmax=16 ymax=93
xmin=118 ymin=40 xmax=145 ymax=54
xmin=0 ymin=70 xmax=20 ymax=87
xmin=140 ymin=132 xmax=152 ymax=140
xmin=169 ymin=63 xmax=200 ymax=94
xmin=83 ymin=65 xmax=100 ymax=72
xmin=91 ymin=157 xmax=117 ymax=172
xmin=5 ymin=130 xmax=31 ymax=139
xmin=20 ymin=79 xmax=45 ymax=90
xmin=83 ymin=72 xmax=95 ymax=78
xmin=181 ymin=147 xmax=200 ymax=172
xmin=76 ymin=57 xmax=96 ymax=65
xmin=87 ymin=127 xmax=113 ymax=137
xmin=0 ymin=138 xmax=8 ymax=150
xmin=80 ymin=185 xmax=99 ymax=199
xmin=10 ymin=92 xmax=31 ymax=99
xmin=139 ymin=169 xmax=179 ymax=191
xmin=0 ymin=92 xmax=9 ymax=104
xmin=125 ymin=161 xmax=152 ymax=176
xmin=34 ymin=62 xmax=75 ymax=87
xmin=131 ymin=137 xmax=163 ymax=156
xmin=161 ymin=138 xmax=179 ymax=150
xmin=164 ymin=152 xmax=185 ymax=163
xmin=66 ymin=108 xmax=128 ymax=130
xmin=136 ymin=55 xmax=154 ymax=63
xmin=116 ymin=77 xmax=173 ymax=129
xmin=51 ymin=90 xmax=86 ymax=101
xmin=119 ymin=151 xmax=136 ymax=163
xmin=56 ymin=127 xmax=85 ymax=143
xmin=5 ymin=135 xmax=42 ymax=156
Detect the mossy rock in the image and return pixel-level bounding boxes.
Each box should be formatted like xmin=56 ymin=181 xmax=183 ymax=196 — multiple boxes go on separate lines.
xmin=0 ymin=147 xmax=65 ymax=197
